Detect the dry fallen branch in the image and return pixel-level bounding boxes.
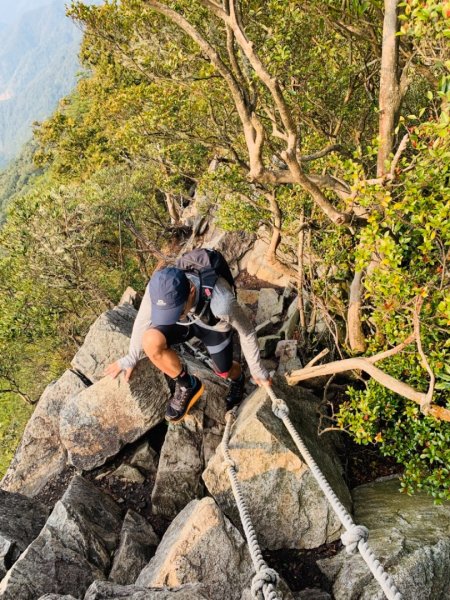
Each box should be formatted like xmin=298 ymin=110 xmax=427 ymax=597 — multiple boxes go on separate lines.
xmin=286 ymin=332 xmax=450 ymax=422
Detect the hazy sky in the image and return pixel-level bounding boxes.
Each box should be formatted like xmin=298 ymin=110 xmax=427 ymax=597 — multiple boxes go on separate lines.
xmin=0 ymin=0 xmax=101 ymax=25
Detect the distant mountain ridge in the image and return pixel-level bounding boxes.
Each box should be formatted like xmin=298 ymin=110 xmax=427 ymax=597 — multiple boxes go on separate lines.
xmin=0 ymin=1 xmax=82 ymax=167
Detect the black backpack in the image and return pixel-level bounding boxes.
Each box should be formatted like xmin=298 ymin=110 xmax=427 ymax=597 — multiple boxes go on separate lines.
xmin=175 ymin=248 xmax=236 ymax=323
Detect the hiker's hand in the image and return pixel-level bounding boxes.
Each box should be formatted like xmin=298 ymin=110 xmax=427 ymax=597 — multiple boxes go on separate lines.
xmin=104 ymin=361 xmax=134 ymax=382
xmin=255 ymin=377 xmax=272 ymax=387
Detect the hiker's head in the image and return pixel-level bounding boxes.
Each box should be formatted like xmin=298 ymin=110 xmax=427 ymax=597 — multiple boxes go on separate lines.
xmin=149 ymin=267 xmax=194 ymax=325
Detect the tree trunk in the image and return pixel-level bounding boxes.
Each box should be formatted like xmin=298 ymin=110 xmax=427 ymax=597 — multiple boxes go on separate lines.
xmin=377 ymin=0 xmax=400 ymax=177
xmin=348 ymin=270 xmax=367 ymax=353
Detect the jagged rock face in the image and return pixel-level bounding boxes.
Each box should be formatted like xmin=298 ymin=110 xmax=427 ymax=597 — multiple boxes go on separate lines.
xmin=0 ymin=490 xmax=49 ymax=579
xmin=318 ymin=477 xmax=450 ymax=600
xmin=0 ymin=370 xmax=88 ymax=496
xmin=0 ymin=476 xmax=122 ymax=600
xmin=59 ymin=360 xmax=170 ymax=471
xmin=109 ymin=510 xmax=159 ymax=586
xmin=71 ymin=304 xmax=137 ymax=382
xmin=136 ymin=497 xmax=254 ymax=600
xmin=203 ymin=383 xmax=352 ymax=550
xmin=83 ymin=581 xmax=210 ymax=599
xmin=152 ymin=361 xmax=227 ymax=520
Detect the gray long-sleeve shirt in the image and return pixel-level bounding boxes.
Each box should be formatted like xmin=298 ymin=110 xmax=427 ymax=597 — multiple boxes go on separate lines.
xmin=118 ymin=276 xmax=269 ymax=381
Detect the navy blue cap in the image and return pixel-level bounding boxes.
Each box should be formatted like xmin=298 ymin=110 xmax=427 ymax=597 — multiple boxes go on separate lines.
xmin=149 ymin=267 xmax=191 ymax=326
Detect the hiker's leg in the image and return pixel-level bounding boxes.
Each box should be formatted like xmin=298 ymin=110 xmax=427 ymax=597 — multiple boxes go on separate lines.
xmin=142 ymin=326 xmax=189 ymax=378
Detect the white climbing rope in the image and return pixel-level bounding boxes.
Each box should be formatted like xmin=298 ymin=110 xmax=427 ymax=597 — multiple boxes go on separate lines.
xmin=265 ymin=384 xmax=402 ymax=600
xmin=221 ymin=408 xmax=283 ymax=600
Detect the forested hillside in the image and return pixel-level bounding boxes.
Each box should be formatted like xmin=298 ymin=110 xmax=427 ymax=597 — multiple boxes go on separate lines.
xmin=0 ymin=1 xmax=82 ymax=167
xmin=0 ymin=0 xmax=449 ymax=500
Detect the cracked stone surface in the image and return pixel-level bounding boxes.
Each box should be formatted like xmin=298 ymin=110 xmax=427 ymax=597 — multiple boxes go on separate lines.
xmin=71 ymin=304 xmax=137 ymax=382
xmin=59 ymin=360 xmax=169 ymax=471
xmin=136 ymin=498 xmax=254 ymax=600
xmin=0 ymin=490 xmax=49 ymax=579
xmin=1 ymin=370 xmax=88 ymax=496
xmin=317 ymin=477 xmax=450 ymax=599
xmin=83 ymin=581 xmax=210 ymax=599
xmin=203 ymin=381 xmax=351 ymax=550
xmin=0 ymin=476 xmax=122 ymax=600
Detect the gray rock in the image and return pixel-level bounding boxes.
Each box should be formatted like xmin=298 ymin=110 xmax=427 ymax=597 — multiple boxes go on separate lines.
xmin=236 ymin=289 xmax=260 ymax=306
xmin=1 ymin=370 xmax=87 ymax=496
xmin=294 ymin=590 xmax=331 ymax=600
xmin=0 ymin=476 xmax=122 ymax=600
xmin=279 ymin=297 xmax=300 ymax=339
xmin=239 ymin=236 xmax=293 ymax=288
xmin=39 ymin=594 xmax=78 ymax=600
xmin=201 ymin=229 xmax=255 ymax=267
xmin=275 ymin=340 xmax=302 ymax=376
xmin=203 ymin=383 xmax=351 ymax=550
xmin=258 ymin=334 xmax=281 ymax=358
xmin=256 ymin=288 xmax=282 ymax=324
xmin=109 ymin=510 xmax=159 ymax=586
xmin=111 ymin=465 xmax=145 ymax=485
xmin=318 ymin=477 xmax=450 ymax=599
xmin=119 ymin=287 xmax=138 ymax=307
xmin=136 ymin=498 xmax=254 ymax=600
xmin=255 ymin=315 xmax=282 ymax=336
xmin=71 ymin=305 xmax=137 ymax=382
xmin=129 ymin=442 xmax=158 ymax=474
xmin=151 ymin=362 xmax=227 ymax=519
xmin=85 ymin=581 xmax=210 ymax=599
xmin=59 ymin=360 xmax=169 ymax=471
xmin=0 ymin=490 xmax=49 ymax=579
xmin=151 ymin=408 xmax=204 ymax=520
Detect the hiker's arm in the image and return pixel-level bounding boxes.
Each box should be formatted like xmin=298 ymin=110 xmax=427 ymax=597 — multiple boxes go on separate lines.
xmin=219 ymin=296 xmax=269 ymax=383
xmin=105 ymin=283 xmax=152 ymax=378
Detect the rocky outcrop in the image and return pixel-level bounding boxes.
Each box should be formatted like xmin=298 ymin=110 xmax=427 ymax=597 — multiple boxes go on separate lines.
xmin=59 ymin=360 xmax=169 ymax=471
xmin=71 ymin=304 xmax=137 ymax=382
xmin=203 ymin=383 xmax=352 ymax=550
xmin=83 ymin=581 xmax=210 ymax=599
xmin=136 ymin=498 xmax=254 ymax=600
xmin=109 ymin=510 xmax=159 ymax=586
xmin=239 ymin=235 xmax=293 ymax=287
xmin=151 ymin=362 xmax=227 ymax=520
xmin=0 ymin=490 xmax=49 ymax=579
xmin=318 ymin=477 xmax=450 ymax=599
xmin=0 ymin=476 xmax=122 ymax=600
xmin=1 ymin=370 xmax=88 ymax=496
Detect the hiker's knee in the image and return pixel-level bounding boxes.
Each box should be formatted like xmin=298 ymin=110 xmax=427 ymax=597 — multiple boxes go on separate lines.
xmin=143 ymin=328 xmax=167 ymax=361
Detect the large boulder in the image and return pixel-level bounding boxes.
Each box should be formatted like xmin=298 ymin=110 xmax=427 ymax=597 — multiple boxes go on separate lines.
xmin=239 ymin=235 xmax=293 ymax=287
xmin=318 ymin=477 xmax=450 ymax=599
xmin=109 ymin=510 xmax=159 ymax=586
xmin=59 ymin=360 xmax=170 ymax=471
xmin=203 ymin=383 xmax=351 ymax=550
xmin=84 ymin=581 xmax=210 ymax=599
xmin=0 ymin=490 xmax=49 ymax=579
xmin=71 ymin=304 xmax=137 ymax=382
xmin=152 ymin=361 xmax=227 ymax=520
xmin=136 ymin=498 xmax=254 ymax=600
xmin=0 ymin=476 xmax=122 ymax=600
xmin=1 ymin=370 xmax=88 ymax=496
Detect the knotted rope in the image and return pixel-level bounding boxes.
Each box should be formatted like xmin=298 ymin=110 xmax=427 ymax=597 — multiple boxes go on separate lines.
xmin=222 ymin=408 xmax=283 ymax=600
xmin=264 ymin=385 xmax=402 ymax=600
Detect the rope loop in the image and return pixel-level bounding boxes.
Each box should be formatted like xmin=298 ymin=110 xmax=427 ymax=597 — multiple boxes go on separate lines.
xmin=271 ymin=398 xmax=289 ymax=419
xmin=341 ymin=524 xmax=369 ymax=554
xmin=251 ymin=566 xmax=279 ymax=599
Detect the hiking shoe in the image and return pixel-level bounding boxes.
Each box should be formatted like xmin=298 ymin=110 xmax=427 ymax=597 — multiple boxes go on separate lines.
xmin=165 ymin=376 xmax=204 ymax=423
xmin=225 ymin=374 xmax=246 ymax=410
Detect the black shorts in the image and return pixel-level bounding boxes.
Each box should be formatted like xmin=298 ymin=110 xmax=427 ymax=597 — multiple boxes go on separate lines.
xmin=152 ymin=323 xmax=233 ymax=375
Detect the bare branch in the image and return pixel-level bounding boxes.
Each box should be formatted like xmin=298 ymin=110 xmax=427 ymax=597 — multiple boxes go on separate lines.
xmin=286 ymin=335 xmax=450 ymax=422
xmin=413 ymin=297 xmax=435 ymax=414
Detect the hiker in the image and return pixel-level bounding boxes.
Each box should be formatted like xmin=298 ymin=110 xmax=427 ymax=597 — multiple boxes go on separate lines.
xmin=105 ymin=249 xmax=270 ymax=423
